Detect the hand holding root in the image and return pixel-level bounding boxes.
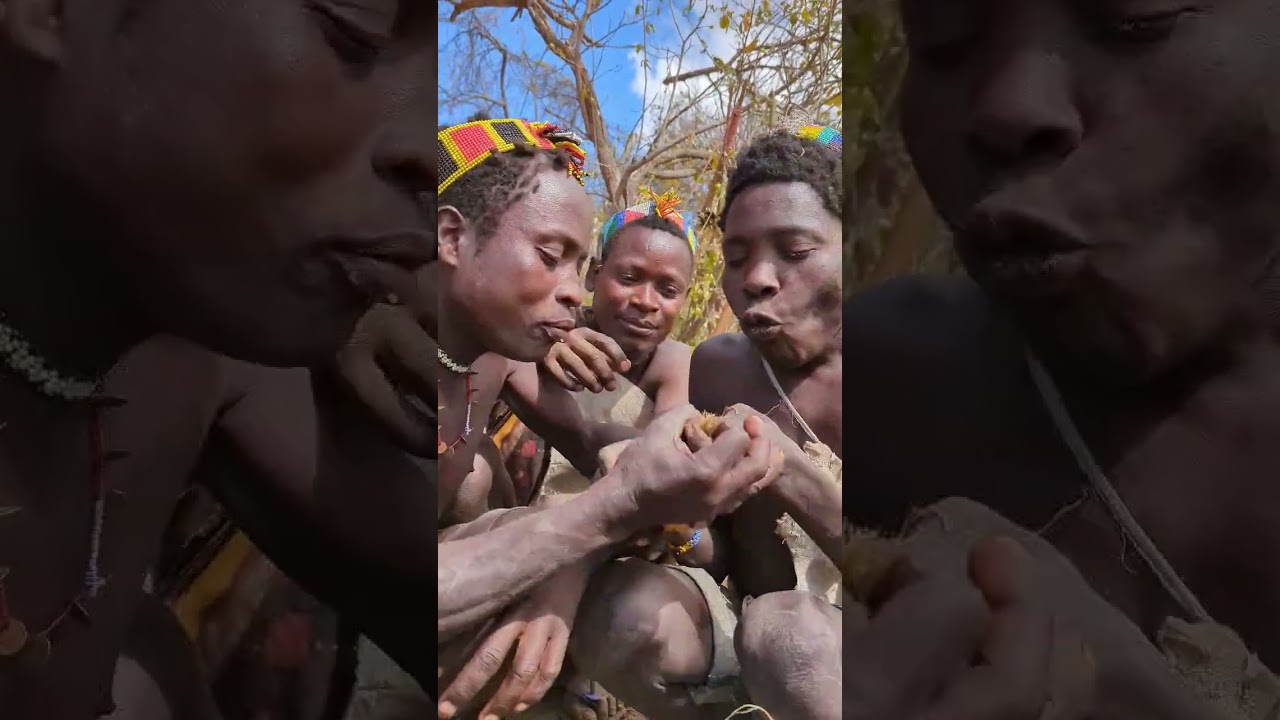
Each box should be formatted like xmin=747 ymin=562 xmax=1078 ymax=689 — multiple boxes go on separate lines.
xmin=841 ymin=526 xmax=1096 ymax=720
xmin=607 ymin=408 xmax=779 ymax=559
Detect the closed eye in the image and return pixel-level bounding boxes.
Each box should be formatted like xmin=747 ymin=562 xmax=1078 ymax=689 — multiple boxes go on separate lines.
xmin=308 ymin=1 xmax=392 ymax=69
xmin=1095 ymin=7 xmax=1198 ymax=45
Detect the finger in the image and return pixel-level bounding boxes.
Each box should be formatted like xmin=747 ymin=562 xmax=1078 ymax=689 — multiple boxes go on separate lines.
xmin=644 ymin=404 xmax=703 ymax=439
xmin=915 ymin=621 xmax=1084 ymax=720
xmin=480 ymin=620 xmax=558 ymax=717
xmin=519 ymin=625 xmax=571 ymax=711
xmin=342 ymin=254 xmax=422 ymax=306
xmin=968 ymin=536 xmax=1035 ymax=609
xmin=568 ymin=333 xmax=617 ymax=391
xmin=1042 ymin=620 xmax=1096 ymax=720
xmin=919 ymin=608 xmax=1053 ymax=720
xmin=846 ymin=576 xmax=989 ymax=720
xmin=690 ymin=424 xmax=753 ymax=480
xmin=438 ymin=621 xmax=524 ymax=716
xmin=380 ymin=309 xmax=440 ymax=402
xmin=543 ymin=355 xmax=583 ymax=392
xmin=682 ymin=419 xmax=714 ymax=452
xmin=335 ymin=349 xmax=433 ymax=455
xmin=555 ymin=341 xmax=604 ymax=393
xmin=583 ymin=332 xmax=632 ymax=373
xmin=716 ymin=437 xmax=779 ymax=515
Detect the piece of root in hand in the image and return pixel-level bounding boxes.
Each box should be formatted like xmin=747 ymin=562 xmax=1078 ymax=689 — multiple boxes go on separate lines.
xmin=696 ymin=411 xmax=729 ymax=438
xmin=842 ymin=527 xmax=903 ymax=605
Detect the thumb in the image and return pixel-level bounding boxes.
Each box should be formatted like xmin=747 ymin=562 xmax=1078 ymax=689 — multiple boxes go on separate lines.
xmin=968 ymin=536 xmax=1035 ymax=609
xmin=690 ymin=424 xmax=752 ymax=476
xmin=643 ymin=404 xmax=701 ymax=440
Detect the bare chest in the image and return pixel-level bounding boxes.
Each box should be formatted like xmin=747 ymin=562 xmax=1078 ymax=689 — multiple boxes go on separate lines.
xmin=0 ymin=342 xmax=223 ymax=718
xmin=438 ymin=362 xmax=508 ymax=523
xmin=1041 ymin=428 xmax=1280 ymax=667
xmin=726 ymin=369 xmax=842 ymax=457
xmin=905 ymin=404 xmax=1280 ymax=668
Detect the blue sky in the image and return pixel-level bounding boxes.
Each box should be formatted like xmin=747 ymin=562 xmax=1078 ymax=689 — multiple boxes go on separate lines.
xmin=438 ymin=3 xmax=656 ymax=157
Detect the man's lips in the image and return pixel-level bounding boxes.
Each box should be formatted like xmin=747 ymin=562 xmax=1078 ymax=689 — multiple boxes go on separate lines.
xmin=740 ymin=312 xmax=784 ymax=339
xmin=958 ymin=210 xmax=1089 ymax=295
xmin=325 ymin=231 xmax=433 ymax=302
xmin=540 ymin=319 xmax=577 ymax=341
xmin=618 ymin=316 xmax=658 ymax=334
xmin=327 ymin=231 xmax=434 ymax=267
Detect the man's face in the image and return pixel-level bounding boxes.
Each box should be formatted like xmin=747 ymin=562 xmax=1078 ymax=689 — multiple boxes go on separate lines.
xmin=28 ymin=0 xmax=431 ymax=366
xmin=721 ymin=182 xmax=843 ymax=368
xmin=446 ymin=169 xmax=593 ymax=362
xmin=901 ymin=0 xmax=1280 ymax=383
xmin=589 ymin=224 xmax=692 ymax=360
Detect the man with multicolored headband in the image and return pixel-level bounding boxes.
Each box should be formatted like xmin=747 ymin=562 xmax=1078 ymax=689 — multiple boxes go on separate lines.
xmin=562 ymin=118 xmax=846 ymax=720
xmin=428 ymin=115 xmax=785 ymax=720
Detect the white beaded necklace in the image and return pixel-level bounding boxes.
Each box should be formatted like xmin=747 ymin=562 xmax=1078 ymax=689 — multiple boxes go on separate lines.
xmin=436 ymin=346 xmax=475 ymax=453
xmin=0 ymin=318 xmax=100 ymax=401
xmin=0 ymin=316 xmax=112 ymax=668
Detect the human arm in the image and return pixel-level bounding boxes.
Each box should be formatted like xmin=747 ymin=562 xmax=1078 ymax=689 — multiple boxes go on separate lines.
xmin=204 ymin=376 xmax=778 ymax=677
xmin=502 ymin=361 xmax=637 ymax=477
xmin=644 ymin=340 xmax=691 ymax=415
xmin=198 ymin=363 xmax=443 ymax=686
xmin=332 ymin=262 xmax=437 ymax=457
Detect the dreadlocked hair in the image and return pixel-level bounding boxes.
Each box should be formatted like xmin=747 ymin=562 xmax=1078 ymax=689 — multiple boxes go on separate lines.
xmin=600 ymin=213 xmax=690 ymax=262
xmin=719 ymin=131 xmax=842 ymax=230
xmin=438 ymin=112 xmax=580 ymax=242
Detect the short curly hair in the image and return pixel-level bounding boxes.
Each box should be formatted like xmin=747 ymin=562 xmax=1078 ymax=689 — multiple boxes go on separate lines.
xmin=438 ymin=113 xmax=582 ymax=241
xmin=719 ymin=132 xmax=842 ymax=230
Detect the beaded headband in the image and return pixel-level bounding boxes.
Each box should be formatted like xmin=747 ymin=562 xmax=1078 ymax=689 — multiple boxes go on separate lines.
xmin=776 ymin=115 xmax=842 ymax=155
xmin=437 ymin=118 xmax=588 ymax=194
xmin=598 ymin=189 xmax=697 ymax=259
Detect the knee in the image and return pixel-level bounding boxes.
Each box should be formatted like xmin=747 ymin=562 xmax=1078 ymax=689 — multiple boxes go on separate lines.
xmin=574 ymin=564 xmax=662 ymax=658
xmin=570 ymin=563 xmax=710 ymax=680
xmin=736 ymin=591 xmax=838 ymax=671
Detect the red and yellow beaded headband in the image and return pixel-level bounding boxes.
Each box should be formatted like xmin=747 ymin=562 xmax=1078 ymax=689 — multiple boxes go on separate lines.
xmin=437 ymin=118 xmax=587 ymax=194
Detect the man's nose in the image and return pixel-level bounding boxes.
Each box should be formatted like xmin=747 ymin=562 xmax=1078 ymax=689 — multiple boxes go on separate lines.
xmin=968 ymin=48 xmax=1082 ymax=168
xmin=743 ymin=260 xmax=780 ymax=299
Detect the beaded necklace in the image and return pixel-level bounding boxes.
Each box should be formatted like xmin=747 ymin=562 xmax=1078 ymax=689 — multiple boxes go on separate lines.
xmin=0 ymin=317 xmax=115 ymax=670
xmin=436 ymin=346 xmax=475 ymax=455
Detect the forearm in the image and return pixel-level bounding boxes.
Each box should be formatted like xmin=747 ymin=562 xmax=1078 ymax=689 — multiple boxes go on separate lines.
xmin=768 ymin=459 xmax=843 ymax=565
xmin=438 ymin=478 xmax=634 ymax=640
xmin=577 ymin=422 xmax=638 ymax=475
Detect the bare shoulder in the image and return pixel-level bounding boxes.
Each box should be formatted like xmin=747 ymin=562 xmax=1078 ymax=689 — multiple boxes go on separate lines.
xmin=689 ymin=332 xmax=757 ymax=411
xmin=112 ymin=336 xmax=234 ymax=412
xmin=845 ymin=274 xmax=999 ymax=378
xmin=844 ymin=275 xmax=1055 ymax=527
xmin=650 ymin=338 xmax=692 ymax=379
xmin=689 ymin=332 xmax=755 ymax=386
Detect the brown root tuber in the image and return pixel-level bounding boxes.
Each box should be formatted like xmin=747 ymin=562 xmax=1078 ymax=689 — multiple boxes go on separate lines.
xmin=842 ymin=527 xmax=903 ymax=605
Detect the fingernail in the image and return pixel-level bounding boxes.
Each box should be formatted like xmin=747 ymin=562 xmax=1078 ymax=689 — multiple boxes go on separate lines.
xmin=483 ymin=715 xmax=500 ymax=720
xmin=438 ymin=702 xmax=456 ymax=718
xmin=515 ymin=703 xmax=529 ymax=712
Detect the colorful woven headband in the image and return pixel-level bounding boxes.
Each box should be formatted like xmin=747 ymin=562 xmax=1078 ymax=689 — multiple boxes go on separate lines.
xmin=598 ymin=189 xmax=697 ymax=258
xmin=775 ymin=115 xmax=842 ymax=155
xmin=438 ymin=118 xmax=587 ymax=194
xmin=793 ymin=124 xmax=842 ymax=154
